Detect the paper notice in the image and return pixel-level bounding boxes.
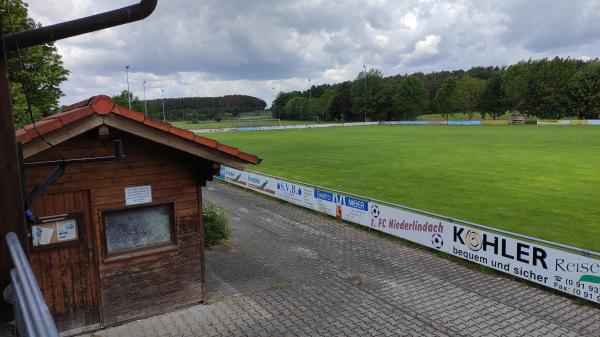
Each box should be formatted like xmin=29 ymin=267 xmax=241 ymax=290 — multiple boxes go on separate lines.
xmin=32 ymin=226 xmax=54 ymax=246
xmin=56 ymin=219 xmax=77 ymax=241
xmin=125 ymin=185 xmax=152 ymax=205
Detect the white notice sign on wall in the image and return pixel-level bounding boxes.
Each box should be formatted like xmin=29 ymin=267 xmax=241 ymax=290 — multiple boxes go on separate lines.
xmin=125 ymin=185 xmax=152 ymax=206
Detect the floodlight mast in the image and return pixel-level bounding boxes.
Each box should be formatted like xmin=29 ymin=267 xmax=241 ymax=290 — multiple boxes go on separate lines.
xmin=161 ymin=88 xmax=166 ymax=122
xmin=143 ymin=80 xmax=147 ymax=115
xmin=363 ymin=65 xmax=367 ymax=123
xmin=308 ymin=78 xmax=311 ymax=116
xmin=126 ymin=65 xmax=132 ymax=109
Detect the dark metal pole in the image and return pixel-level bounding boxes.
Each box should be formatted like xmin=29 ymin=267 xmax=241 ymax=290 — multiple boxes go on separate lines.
xmin=126 ymin=65 xmax=132 ymax=109
xmin=363 ymin=65 xmax=367 ymax=123
xmin=161 ymin=89 xmax=166 ymax=122
xmin=0 ymin=18 xmax=28 ymax=322
xmin=4 ymin=0 xmax=158 ymax=51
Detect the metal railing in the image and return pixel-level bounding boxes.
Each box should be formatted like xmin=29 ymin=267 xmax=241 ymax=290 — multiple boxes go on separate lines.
xmin=236 ymin=169 xmax=600 ymax=259
xmin=2 ymin=232 xmax=58 ymax=337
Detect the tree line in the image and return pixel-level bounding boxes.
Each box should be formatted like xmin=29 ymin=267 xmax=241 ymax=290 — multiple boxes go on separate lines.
xmin=273 ymin=58 xmax=600 ymax=121
xmin=111 ymin=91 xmax=268 ymax=121
xmin=145 ymin=94 xmax=267 ymax=111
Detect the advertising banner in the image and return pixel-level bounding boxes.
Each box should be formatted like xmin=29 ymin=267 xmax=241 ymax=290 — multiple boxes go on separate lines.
xmin=283 ymin=125 xmax=307 ymax=129
xmin=444 ymin=225 xmax=600 ymax=304
xmin=216 ymin=165 xmax=600 ymax=304
xmin=275 ymin=180 xmax=315 ymax=209
xmin=219 ymin=165 xmax=248 ymax=187
xmin=448 ymin=120 xmax=481 ymax=125
xmin=537 ymin=120 xmax=563 ymax=125
xmin=482 ymin=120 xmax=509 ymax=125
xmin=195 ymin=119 xmax=599 ymax=134
xmin=247 ymin=171 xmax=276 ymax=195
xmin=381 ymin=121 xmax=428 ymax=125
xmin=313 ymin=189 xmax=343 ymax=217
xmin=307 ymin=123 xmax=340 ymax=128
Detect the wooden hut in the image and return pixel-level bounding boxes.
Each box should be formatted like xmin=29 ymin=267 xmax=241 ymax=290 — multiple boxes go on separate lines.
xmin=13 ymin=95 xmax=260 ymax=334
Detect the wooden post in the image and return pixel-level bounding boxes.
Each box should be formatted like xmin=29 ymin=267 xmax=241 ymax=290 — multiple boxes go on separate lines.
xmin=0 ymin=18 xmax=28 ymax=322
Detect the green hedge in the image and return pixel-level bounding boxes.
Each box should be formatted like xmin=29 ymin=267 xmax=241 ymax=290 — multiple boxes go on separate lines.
xmin=203 ymin=201 xmax=230 ymax=247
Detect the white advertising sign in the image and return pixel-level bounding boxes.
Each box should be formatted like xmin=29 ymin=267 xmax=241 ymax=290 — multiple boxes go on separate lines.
xmin=443 ymin=225 xmax=600 ymax=303
xmin=247 ymin=172 xmax=276 ymax=196
xmin=275 ymin=180 xmax=314 ymax=209
xmin=220 ymin=166 xmax=248 ymax=187
xmin=366 ymin=202 xmax=447 ymax=248
xmin=313 ymin=189 xmax=343 ymax=217
xmin=124 ymin=185 xmax=152 ymax=206
xmin=217 ymin=166 xmax=600 ymax=304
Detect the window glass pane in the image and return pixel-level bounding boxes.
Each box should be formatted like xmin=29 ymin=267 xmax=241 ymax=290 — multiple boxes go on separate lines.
xmin=104 ymin=204 xmax=172 ymax=253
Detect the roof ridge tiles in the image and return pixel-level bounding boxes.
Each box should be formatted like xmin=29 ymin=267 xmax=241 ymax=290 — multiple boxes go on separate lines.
xmin=15 ymin=95 xmax=261 ymax=165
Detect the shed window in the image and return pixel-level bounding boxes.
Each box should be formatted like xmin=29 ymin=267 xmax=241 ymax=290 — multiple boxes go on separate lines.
xmin=103 ymin=204 xmax=174 ymax=255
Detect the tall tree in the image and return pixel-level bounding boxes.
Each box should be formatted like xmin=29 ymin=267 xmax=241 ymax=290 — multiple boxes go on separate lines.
xmin=351 ymin=68 xmax=384 ymax=121
xmin=465 ymin=66 xmax=503 ymax=80
xmin=376 ymin=83 xmax=398 ymax=121
xmin=312 ymin=87 xmax=336 ymax=121
xmin=112 ymin=90 xmax=143 ymax=112
xmin=454 ymin=76 xmax=486 ymax=119
xmin=504 ymin=57 xmax=583 ymax=118
xmin=284 ymin=96 xmax=308 ymax=120
xmin=328 ymin=81 xmax=353 ymax=121
xmin=2 ymin=0 xmax=70 ymax=127
xmin=434 ymin=76 xmax=459 ymax=119
xmin=113 ymin=90 xmax=159 ymax=118
xmin=568 ymin=62 xmax=600 ymax=119
xmin=392 ymin=76 xmax=428 ymax=120
xmin=479 ymin=74 xmax=508 ymax=119
xmin=272 ymin=91 xmax=301 ymax=108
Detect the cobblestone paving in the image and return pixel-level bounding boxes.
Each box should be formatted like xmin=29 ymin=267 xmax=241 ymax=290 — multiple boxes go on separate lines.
xmin=82 ymin=181 xmax=600 ymax=337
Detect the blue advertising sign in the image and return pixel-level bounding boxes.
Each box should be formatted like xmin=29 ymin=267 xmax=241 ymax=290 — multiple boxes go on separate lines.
xmin=314 ymin=189 xmax=334 ymax=202
xmin=344 ymin=196 xmax=369 ymax=211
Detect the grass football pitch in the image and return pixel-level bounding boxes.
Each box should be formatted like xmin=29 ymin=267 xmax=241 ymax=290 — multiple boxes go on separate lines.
xmin=207 ymin=125 xmax=600 ymax=251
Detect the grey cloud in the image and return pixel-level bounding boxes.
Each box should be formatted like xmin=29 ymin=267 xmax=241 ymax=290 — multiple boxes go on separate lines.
xmin=24 ymin=0 xmax=600 ymax=105
xmin=497 ymin=1 xmax=600 ymax=52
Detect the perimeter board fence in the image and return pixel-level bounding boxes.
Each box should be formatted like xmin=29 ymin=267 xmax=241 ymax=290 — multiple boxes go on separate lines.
xmin=193 ymin=119 xmax=600 ymax=133
xmin=217 ymin=165 xmax=600 ymax=305
xmin=164 ymin=104 xmax=600 ymax=131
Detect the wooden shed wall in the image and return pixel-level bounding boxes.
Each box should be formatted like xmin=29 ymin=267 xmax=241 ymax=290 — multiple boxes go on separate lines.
xmin=26 ymin=128 xmax=206 ymax=328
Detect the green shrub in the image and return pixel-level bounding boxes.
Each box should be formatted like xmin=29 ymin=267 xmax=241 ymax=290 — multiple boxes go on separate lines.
xmin=203 ymin=201 xmax=230 ymax=247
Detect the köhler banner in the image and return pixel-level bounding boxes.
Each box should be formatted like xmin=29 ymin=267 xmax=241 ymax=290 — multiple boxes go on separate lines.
xmin=218 ymin=166 xmax=600 ymax=304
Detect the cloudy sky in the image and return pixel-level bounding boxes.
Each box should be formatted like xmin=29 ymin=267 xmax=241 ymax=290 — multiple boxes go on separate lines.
xmin=26 ymin=0 xmax=600 ymax=106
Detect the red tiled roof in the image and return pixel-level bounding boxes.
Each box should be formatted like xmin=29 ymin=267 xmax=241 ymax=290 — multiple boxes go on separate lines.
xmin=16 ymin=95 xmax=261 ymax=165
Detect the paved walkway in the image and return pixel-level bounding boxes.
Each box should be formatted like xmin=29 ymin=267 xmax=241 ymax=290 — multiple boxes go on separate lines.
xmin=82 ymin=181 xmax=600 ymax=337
